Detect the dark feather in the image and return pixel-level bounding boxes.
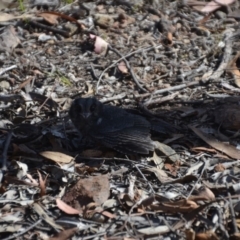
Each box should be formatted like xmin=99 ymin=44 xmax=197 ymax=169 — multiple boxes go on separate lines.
xmin=69 ymin=97 xmax=172 ymax=154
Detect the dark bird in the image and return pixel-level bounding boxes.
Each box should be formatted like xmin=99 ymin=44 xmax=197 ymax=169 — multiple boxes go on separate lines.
xmin=69 ymin=97 xmax=174 ymax=155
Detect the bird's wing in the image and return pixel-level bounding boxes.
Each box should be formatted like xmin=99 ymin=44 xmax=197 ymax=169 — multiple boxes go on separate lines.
xmin=94 ymin=106 xmax=150 ymax=133
xmin=100 ymin=127 xmax=155 ymax=154
xmin=91 ymin=106 xmax=154 ymax=154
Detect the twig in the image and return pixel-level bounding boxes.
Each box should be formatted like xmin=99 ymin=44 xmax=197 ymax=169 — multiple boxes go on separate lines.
xmin=2 ymin=219 xmax=42 ymax=240
xmin=29 ymin=21 xmax=70 ymax=38
xmin=135 ymin=80 xmax=200 ymax=99
xmin=227 ymin=186 xmax=238 ymax=234
xmin=100 ymin=93 xmax=126 ymax=103
xmin=109 ymin=46 xmax=147 ymax=93
xmin=221 ymin=82 xmax=240 ymax=92
xmin=0 ymin=130 xmax=12 ymax=171
xmin=144 ymin=92 xmax=178 ymax=107
xmin=204 ymin=30 xmax=240 ymax=83
xmin=37 ymin=84 xmax=57 ymax=112
xmin=90 ymin=63 xmax=99 ymax=80
xmin=0 ymin=65 xmax=17 ymax=75
xmin=187 ymin=157 xmax=206 ymax=198
xmin=135 ymin=164 xmax=155 ymax=194
xmin=153 ymin=80 xmax=200 ymax=95
xmin=96 ymin=45 xmax=163 ymax=93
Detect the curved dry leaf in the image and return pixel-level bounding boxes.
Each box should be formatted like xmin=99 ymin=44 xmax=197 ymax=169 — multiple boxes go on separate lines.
xmin=166 ymin=32 xmax=173 ymax=45
xmin=56 ymin=198 xmax=81 ymax=215
xmin=151 ymin=151 xmax=164 ymax=169
xmin=33 ymin=203 xmax=63 ymax=231
xmin=0 ymin=13 xmax=34 ymax=22
xmin=190 ymin=125 xmax=240 ymax=159
xmin=150 ymin=199 xmax=199 ymax=213
xmin=0 ymin=25 xmax=20 ymax=52
xmin=37 ymin=170 xmax=47 ymax=197
xmin=40 ymin=151 xmax=73 ymax=163
xmin=62 ymin=174 xmax=110 ymax=207
xmin=147 ymin=167 xmax=173 ymax=183
xmin=99 ymin=210 xmax=116 ymax=219
xmin=37 ymin=12 xmax=59 ymax=25
xmin=201 ymin=1 xmax=221 ymax=13
xmin=154 ymin=141 xmax=179 ymax=162
xmin=215 ymin=0 xmax=235 ymax=4
xmin=185 ymin=229 xmax=195 ymax=240
xmin=202 ymin=0 xmax=236 ymax=13
xmin=118 ymin=61 xmax=128 ymax=74
xmin=195 ymin=231 xmax=218 ymax=240
xmin=196 ymin=187 xmax=215 ymax=201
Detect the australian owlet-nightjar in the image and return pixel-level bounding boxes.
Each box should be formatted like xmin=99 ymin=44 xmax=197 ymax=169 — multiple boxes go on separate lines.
xmin=69 ymin=97 xmax=173 ymax=155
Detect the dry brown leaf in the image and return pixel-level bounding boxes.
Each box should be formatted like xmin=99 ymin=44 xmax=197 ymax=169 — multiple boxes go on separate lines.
xmin=196 ymin=187 xmax=215 ymax=201
xmin=187 ymin=0 xmax=207 ymax=11
xmin=150 ymin=199 xmax=199 ymax=213
xmin=190 ymin=126 xmax=240 ymax=159
xmin=33 ymin=203 xmax=63 ymax=231
xmin=0 ymin=13 xmax=34 ymax=22
xmin=0 ymin=25 xmax=20 ymax=52
xmin=37 ymin=171 xmax=47 ymax=197
xmin=37 ymin=12 xmax=59 ymax=25
xmin=154 ymin=141 xmax=179 ymax=162
xmin=56 ymin=198 xmax=81 ymax=215
xmin=62 ymin=174 xmax=110 ymax=210
xmin=147 ymin=167 xmax=173 ymax=183
xmin=192 ymin=147 xmax=218 ymax=154
xmin=230 ymin=233 xmax=240 ymax=240
xmin=75 ymin=164 xmax=99 ymax=175
xmin=201 ymin=1 xmax=221 ymax=13
xmin=26 ymin=174 xmax=38 ymax=185
xmin=195 ymin=231 xmax=219 ymax=240
xmin=214 ymin=163 xmax=225 ymax=172
xmin=185 ymin=228 xmax=195 ymax=240
xmin=120 ymin=193 xmax=135 ymax=207
xmin=40 ymin=151 xmax=73 ymax=163
xmin=164 ymin=162 xmax=180 ymax=176
xmin=118 ymin=61 xmax=128 ymax=74
xmin=215 ymin=0 xmax=235 ymax=4
xmin=151 ymin=151 xmax=164 ymax=169
xmin=98 ymin=210 xmax=116 ymax=219
xmin=166 ymin=32 xmax=173 ymax=45
xmin=201 ymin=0 xmax=235 ymax=13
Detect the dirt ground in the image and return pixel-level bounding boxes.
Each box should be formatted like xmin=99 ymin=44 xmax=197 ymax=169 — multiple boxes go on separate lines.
xmin=1 ymin=0 xmax=240 ymax=239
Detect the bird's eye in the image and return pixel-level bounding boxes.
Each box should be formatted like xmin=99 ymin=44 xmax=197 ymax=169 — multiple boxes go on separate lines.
xmin=90 ymin=103 xmax=96 ymax=112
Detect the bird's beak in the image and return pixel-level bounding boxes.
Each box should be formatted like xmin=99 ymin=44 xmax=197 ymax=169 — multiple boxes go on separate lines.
xmin=81 ymin=112 xmax=91 ymax=119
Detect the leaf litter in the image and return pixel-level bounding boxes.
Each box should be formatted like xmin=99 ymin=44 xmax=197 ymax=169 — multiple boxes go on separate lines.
xmin=0 ymin=0 xmax=240 ymax=239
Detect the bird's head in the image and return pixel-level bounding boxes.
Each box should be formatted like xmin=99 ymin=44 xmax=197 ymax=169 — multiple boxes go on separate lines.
xmin=69 ymin=97 xmax=103 ymax=123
